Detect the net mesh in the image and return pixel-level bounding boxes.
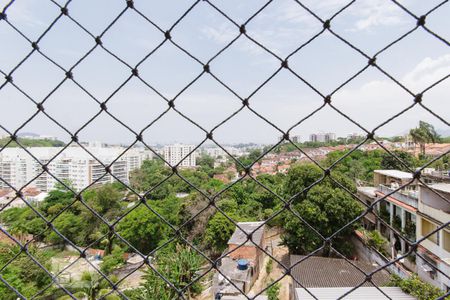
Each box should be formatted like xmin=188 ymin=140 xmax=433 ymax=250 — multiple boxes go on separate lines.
xmin=0 ymin=0 xmax=449 ymax=299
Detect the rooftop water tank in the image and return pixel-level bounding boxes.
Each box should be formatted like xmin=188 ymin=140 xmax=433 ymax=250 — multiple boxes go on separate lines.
xmin=237 ymin=259 xmax=249 ymax=270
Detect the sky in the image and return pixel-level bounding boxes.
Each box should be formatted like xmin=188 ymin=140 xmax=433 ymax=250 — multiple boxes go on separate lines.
xmin=0 ymin=0 xmax=449 ymax=145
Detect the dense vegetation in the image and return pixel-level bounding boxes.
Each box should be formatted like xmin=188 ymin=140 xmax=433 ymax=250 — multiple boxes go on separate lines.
xmin=0 ymin=243 xmax=54 ymax=300
xmin=0 ymin=137 xmax=65 ymax=148
xmin=388 ymin=274 xmax=449 ymax=300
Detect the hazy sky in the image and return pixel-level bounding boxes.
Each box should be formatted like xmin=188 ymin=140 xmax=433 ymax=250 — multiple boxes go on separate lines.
xmin=0 ymin=0 xmax=449 ymax=145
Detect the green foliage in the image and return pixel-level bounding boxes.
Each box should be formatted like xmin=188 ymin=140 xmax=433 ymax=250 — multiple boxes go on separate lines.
xmin=235 ymin=149 xmax=262 ymax=174
xmin=282 ymin=164 xmax=363 ymax=257
xmin=46 ymin=211 xmax=89 ymax=245
xmin=0 ymin=183 xmax=126 ymax=249
xmin=204 ymin=213 xmax=237 ymax=253
xmin=129 ymin=159 xmax=172 ymax=199
xmin=267 ymin=281 xmax=280 ymax=300
xmin=116 ymin=196 xmax=181 ymax=253
xmin=130 ymin=159 xmax=223 ymax=199
xmin=196 ymin=153 xmax=215 ymax=177
xmin=0 ymin=243 xmax=53 ymax=300
xmin=266 ymin=259 xmax=273 ymax=275
xmin=137 ymin=244 xmax=203 ymax=299
xmin=365 ymin=230 xmax=388 ymax=256
xmin=0 ymin=207 xmax=46 ymax=236
xmin=409 ymin=121 xmax=441 ymax=155
xmin=380 ymin=150 xmax=417 ymax=171
xmin=40 ymin=185 xmax=75 ymax=216
xmin=64 ymin=271 xmax=113 ymax=300
xmin=388 ymin=274 xmax=449 ymax=300
xmin=101 ymin=246 xmax=125 ymax=274
xmin=323 ymin=149 xmax=383 ymax=182
xmin=0 ymin=137 xmax=65 ymax=148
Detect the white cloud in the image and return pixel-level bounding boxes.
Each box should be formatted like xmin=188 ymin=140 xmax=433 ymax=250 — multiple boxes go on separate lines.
xmin=201 ymin=23 xmax=238 ymax=45
xmin=402 ymin=54 xmax=450 ymax=90
xmin=3 ymin=0 xmax=47 ymax=28
xmin=331 ymin=54 xmax=450 ymax=134
xmin=351 ymin=0 xmax=407 ymax=31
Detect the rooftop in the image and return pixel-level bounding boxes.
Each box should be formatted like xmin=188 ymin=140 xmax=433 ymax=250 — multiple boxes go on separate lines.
xmin=357 ymin=186 xmax=377 ymax=198
xmin=374 ymin=170 xmax=413 ymax=180
xmin=215 ymin=257 xmax=251 ymax=295
xmin=294 ymin=287 xmax=415 ymax=300
xmin=228 ymin=222 xmax=265 ymax=246
xmin=290 ymin=255 xmax=390 ymax=288
xmin=427 ymin=183 xmax=450 ymax=194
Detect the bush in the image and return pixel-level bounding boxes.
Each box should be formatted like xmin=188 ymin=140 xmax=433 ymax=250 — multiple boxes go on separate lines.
xmin=266 ymin=259 xmax=273 ymax=275
xmin=388 ymin=274 xmax=449 ymax=300
xmin=267 ymin=281 xmax=280 ymax=300
xmin=366 ymin=230 xmax=388 ymax=256
xmin=100 ymin=247 xmax=125 ymax=274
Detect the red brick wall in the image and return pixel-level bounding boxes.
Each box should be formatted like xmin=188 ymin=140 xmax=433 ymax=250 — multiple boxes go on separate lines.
xmin=228 ymin=244 xmax=258 ymax=261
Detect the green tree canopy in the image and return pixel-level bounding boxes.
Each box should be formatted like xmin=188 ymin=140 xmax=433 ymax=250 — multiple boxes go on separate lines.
xmin=282 ymin=163 xmax=363 ymax=257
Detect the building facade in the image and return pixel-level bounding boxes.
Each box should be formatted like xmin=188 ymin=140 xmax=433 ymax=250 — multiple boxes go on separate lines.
xmin=357 ymin=169 xmax=450 ymax=291
xmin=0 ymin=146 xmax=152 ymax=192
xmin=163 ymin=144 xmax=196 ymax=167
xmin=416 ymin=183 xmax=450 ymax=291
xmin=309 ymin=132 xmax=336 ymax=143
xmin=357 ymin=170 xmax=418 ymax=260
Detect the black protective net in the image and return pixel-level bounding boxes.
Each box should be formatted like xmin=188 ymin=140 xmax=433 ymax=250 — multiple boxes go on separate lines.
xmin=0 ymin=0 xmax=449 ymax=299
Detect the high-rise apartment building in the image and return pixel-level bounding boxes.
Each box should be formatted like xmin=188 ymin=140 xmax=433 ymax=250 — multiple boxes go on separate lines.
xmin=0 ymin=146 xmax=152 ymax=192
xmin=163 ymin=144 xmax=197 ymax=168
xmin=309 ymin=132 xmax=336 ymax=143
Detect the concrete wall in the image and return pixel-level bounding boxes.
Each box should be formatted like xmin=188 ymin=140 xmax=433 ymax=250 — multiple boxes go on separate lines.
xmin=351 ymin=235 xmax=410 ymax=279
xmin=420 ymin=188 xmax=450 ymax=213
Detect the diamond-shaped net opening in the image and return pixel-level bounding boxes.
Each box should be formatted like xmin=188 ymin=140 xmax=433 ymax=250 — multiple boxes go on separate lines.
xmin=0 ymin=0 xmax=449 ymax=299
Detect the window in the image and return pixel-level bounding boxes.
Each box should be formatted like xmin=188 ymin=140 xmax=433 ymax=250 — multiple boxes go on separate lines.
xmin=444 ymin=230 xmax=450 ymax=252
xmin=421 ymin=219 xmax=439 ymax=245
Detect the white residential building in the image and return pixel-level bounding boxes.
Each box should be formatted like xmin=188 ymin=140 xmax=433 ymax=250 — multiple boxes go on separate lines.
xmin=291 ymin=135 xmax=301 ymax=143
xmin=309 ymin=132 xmax=336 ymax=143
xmin=163 ymin=144 xmax=196 ymax=168
xmin=416 ymin=183 xmax=450 ymax=291
xmin=0 ymin=146 xmax=152 ymax=192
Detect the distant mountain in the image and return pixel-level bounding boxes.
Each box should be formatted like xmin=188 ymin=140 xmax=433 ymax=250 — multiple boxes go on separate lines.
xmin=17 ymin=132 xmax=40 ymax=137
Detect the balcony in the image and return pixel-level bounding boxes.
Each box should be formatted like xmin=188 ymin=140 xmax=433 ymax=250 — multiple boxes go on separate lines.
xmin=378 ymin=184 xmax=418 ymax=209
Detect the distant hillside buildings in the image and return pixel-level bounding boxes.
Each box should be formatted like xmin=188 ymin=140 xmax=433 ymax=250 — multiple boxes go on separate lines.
xmin=0 ymin=146 xmax=152 ymax=192
xmin=309 ymin=132 xmax=336 ymax=143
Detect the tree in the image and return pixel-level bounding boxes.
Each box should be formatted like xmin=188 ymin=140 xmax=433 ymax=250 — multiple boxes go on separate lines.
xmin=64 ymin=272 xmax=118 ymax=300
xmin=46 ymin=211 xmax=89 ymax=245
xmin=40 ymin=185 xmax=75 ymax=216
xmin=236 ymin=149 xmax=262 ymax=175
xmin=116 ymin=196 xmax=181 ymax=254
xmin=129 ymin=159 xmax=172 ymax=200
xmin=0 ymin=243 xmax=53 ymax=300
xmin=135 ymin=244 xmax=203 ymax=299
xmin=282 ymin=164 xmax=363 ymax=257
xmin=196 ymin=153 xmax=215 ymax=177
xmin=323 ymin=150 xmax=383 ymax=182
xmin=409 ymin=121 xmax=440 ymax=156
xmin=100 ymin=246 xmax=125 ymax=274
xmin=204 ymin=212 xmax=236 ymax=253
xmin=380 ymin=150 xmax=416 ymax=171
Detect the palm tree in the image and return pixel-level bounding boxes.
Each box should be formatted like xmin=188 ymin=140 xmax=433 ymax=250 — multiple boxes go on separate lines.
xmin=409 ymin=121 xmax=440 ymax=156
xmin=62 ymin=272 xmax=116 ymax=300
